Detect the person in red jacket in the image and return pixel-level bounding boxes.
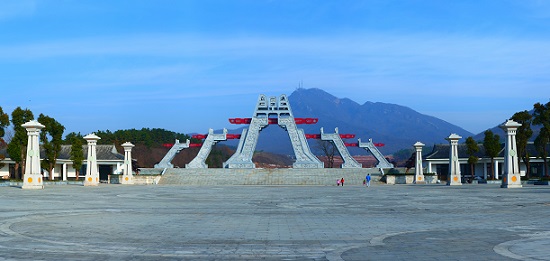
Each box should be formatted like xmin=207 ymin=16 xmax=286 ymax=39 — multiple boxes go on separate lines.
xmin=340 ymin=177 xmax=344 ymax=186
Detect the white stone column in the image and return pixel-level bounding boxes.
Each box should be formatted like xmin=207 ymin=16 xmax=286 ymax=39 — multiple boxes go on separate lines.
xmin=120 ymin=142 xmax=135 ymax=184
xmin=62 ymin=163 xmax=67 ymax=181
xmin=494 ymin=160 xmax=499 ymax=180
xmin=84 ymin=133 xmax=101 ymax=186
xmin=446 ymin=133 xmax=462 ymax=186
xmin=22 ymin=120 xmax=45 ymax=189
xmin=427 ymin=162 xmax=432 ymax=174
xmin=500 ymin=120 xmax=522 ymax=188
xmin=413 ymin=141 xmax=425 ymax=184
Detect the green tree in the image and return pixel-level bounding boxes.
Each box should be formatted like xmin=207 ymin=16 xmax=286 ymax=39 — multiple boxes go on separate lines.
xmin=63 ymin=132 xmax=82 ymax=144
xmin=511 ymin=111 xmax=533 ymax=178
xmin=466 ymin=136 xmax=479 ymax=182
xmin=483 ymin=130 xmax=501 ymax=180
xmin=7 ymin=107 xmax=34 ymax=179
xmin=534 ymin=128 xmax=549 ymax=177
xmin=0 ymin=107 xmax=8 ymax=138
xmin=533 ymin=101 xmax=550 ymax=176
xmin=69 ymin=133 xmax=84 ymax=180
xmin=38 ymin=114 xmax=65 ymax=180
xmin=93 ymin=128 xmax=190 ymax=147
xmin=0 ymin=107 xmax=9 ymax=170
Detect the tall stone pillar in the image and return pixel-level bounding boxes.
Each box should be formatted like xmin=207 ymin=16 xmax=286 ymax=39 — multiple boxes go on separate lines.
xmin=121 ymin=142 xmax=135 ymax=184
xmin=22 ymin=120 xmax=45 ymax=189
xmin=413 ymin=142 xmax=425 ymax=184
xmin=494 ymin=161 xmax=499 ymax=180
xmin=500 ymin=120 xmax=522 ymax=188
xmin=446 ymin=133 xmax=462 ymax=186
xmin=62 ymin=163 xmax=67 ymax=181
xmin=84 ymin=133 xmax=101 ymax=186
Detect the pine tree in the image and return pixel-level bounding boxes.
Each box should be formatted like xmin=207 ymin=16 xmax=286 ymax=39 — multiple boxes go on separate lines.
xmin=7 ymin=107 xmax=33 ymax=179
xmin=69 ymin=133 xmax=84 ymax=180
xmin=38 ymin=114 xmax=65 ymax=180
xmin=511 ymin=111 xmax=533 ymax=178
xmin=0 ymin=107 xmax=9 ymax=170
xmin=533 ymin=102 xmax=550 ymax=177
xmin=483 ymin=130 xmax=501 ymax=180
xmin=466 ymin=136 xmax=479 ymax=181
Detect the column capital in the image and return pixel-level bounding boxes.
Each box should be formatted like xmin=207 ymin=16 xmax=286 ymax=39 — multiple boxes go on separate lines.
xmin=500 ymin=119 xmax=521 ymax=132
xmin=22 ymin=120 xmax=45 ymax=131
xmin=84 ymin=133 xmax=101 ymax=142
xmin=120 ymin=141 xmax=136 ymax=148
xmin=445 ymin=133 xmax=462 ymax=141
xmin=413 ymin=141 xmax=425 ymax=149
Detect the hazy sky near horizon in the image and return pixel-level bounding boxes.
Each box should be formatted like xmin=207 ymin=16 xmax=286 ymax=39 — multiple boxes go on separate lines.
xmin=1 ymin=0 xmax=549 ymax=138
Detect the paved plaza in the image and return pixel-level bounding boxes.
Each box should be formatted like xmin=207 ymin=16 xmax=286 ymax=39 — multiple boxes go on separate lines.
xmin=0 ymin=184 xmax=549 ymax=260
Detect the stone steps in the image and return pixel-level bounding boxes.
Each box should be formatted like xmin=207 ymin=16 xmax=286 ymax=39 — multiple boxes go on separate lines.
xmin=157 ymin=168 xmax=383 ymax=186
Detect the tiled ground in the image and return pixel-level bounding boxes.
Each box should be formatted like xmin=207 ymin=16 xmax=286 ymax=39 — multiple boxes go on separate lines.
xmin=0 ymin=184 xmax=548 ymax=260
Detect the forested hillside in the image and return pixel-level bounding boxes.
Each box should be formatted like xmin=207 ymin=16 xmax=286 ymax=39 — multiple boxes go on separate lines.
xmin=63 ymin=128 xmax=199 ymax=168
xmin=62 ymin=128 xmax=291 ymax=168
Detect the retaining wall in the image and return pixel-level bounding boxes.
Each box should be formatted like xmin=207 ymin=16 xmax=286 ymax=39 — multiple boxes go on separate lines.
xmin=155 ymin=168 xmax=384 ymax=186
xmin=109 ymin=175 xmax=161 ymax=185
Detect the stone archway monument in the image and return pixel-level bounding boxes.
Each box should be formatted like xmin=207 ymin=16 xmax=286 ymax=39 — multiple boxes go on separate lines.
xmin=223 ymin=94 xmax=323 ymax=169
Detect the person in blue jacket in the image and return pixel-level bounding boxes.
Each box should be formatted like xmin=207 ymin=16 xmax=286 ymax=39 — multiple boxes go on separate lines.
xmin=366 ymin=174 xmax=371 ymax=187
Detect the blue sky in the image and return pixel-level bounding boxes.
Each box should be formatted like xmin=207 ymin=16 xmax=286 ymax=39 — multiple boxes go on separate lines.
xmin=1 ymin=0 xmax=549 ymax=138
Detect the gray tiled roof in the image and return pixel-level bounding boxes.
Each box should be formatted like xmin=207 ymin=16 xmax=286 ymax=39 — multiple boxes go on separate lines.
xmin=58 ymin=145 xmax=124 ymax=160
xmin=424 ymin=142 xmax=548 ymax=160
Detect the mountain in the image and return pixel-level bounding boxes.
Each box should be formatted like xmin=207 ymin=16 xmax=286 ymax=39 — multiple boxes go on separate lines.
xmin=471 ymin=109 xmax=541 ymax=142
xmin=222 ymin=88 xmax=473 ymax=155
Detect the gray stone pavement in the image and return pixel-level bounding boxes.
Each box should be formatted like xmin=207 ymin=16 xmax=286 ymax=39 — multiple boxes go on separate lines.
xmin=0 ymin=183 xmax=549 ymax=260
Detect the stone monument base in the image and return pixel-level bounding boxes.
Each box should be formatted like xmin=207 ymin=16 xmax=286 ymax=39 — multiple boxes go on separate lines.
xmin=84 ymin=176 xmax=99 ymax=186
xmin=501 ymin=184 xmax=522 ymax=188
xmin=501 ymin=174 xmax=522 ymax=188
xmin=21 ymin=174 xmax=44 ymax=189
xmin=120 ymin=175 xmax=135 ymax=185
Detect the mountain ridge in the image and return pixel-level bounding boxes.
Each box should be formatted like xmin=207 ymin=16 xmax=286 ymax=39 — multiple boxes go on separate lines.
xmin=221 ymin=88 xmax=473 ymax=155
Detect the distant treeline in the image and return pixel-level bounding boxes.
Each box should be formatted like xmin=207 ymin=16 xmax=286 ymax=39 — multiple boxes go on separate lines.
xmin=64 ymin=128 xmax=194 ymax=147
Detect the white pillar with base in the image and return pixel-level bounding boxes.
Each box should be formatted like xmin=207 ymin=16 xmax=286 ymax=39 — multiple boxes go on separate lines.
xmin=500 ymin=120 xmax=522 ymax=188
xmin=446 ymin=133 xmax=462 ymax=186
xmin=22 ymin=120 xmax=45 ymax=189
xmin=494 ymin=160 xmax=499 ymax=180
xmin=62 ymin=163 xmax=67 ymax=181
xmin=121 ymin=142 xmax=135 ymax=184
xmin=84 ymin=133 xmax=101 ymax=186
xmin=413 ymin=141 xmax=425 ymax=184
